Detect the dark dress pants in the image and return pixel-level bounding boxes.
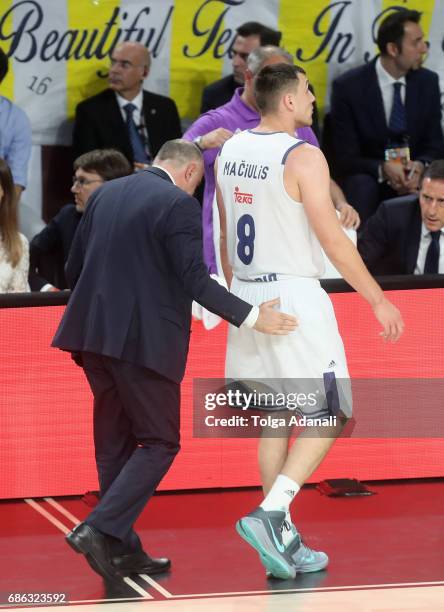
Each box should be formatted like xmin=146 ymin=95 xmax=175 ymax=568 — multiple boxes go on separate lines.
xmin=81 ymin=352 xmax=180 ymax=543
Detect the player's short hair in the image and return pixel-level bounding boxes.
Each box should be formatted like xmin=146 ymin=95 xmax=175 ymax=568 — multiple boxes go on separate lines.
xmin=247 ymin=46 xmax=293 ymax=76
xmin=377 ymin=9 xmax=421 ymax=55
xmin=73 ymin=149 xmax=132 ymax=181
xmin=155 ymin=139 xmax=203 ymax=166
xmin=236 ymin=22 xmax=282 ymax=46
xmin=421 ymin=160 xmax=444 ymax=184
xmin=254 ymin=63 xmax=306 ymax=115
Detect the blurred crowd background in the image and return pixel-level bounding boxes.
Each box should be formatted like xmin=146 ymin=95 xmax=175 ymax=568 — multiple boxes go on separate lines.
xmin=0 ymin=0 xmax=443 ymax=294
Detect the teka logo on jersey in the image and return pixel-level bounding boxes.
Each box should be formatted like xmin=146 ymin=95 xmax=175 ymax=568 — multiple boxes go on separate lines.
xmin=234 ymin=186 xmax=253 ymax=204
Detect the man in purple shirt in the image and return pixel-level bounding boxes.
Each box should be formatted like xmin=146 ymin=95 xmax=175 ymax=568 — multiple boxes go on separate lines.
xmin=184 ymin=46 xmax=360 ymax=273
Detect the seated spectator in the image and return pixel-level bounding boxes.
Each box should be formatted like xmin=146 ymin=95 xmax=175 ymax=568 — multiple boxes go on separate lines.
xmin=0 ymin=158 xmax=29 ymax=292
xmin=185 ymin=46 xmax=359 ymax=273
xmin=330 ymin=9 xmax=444 ymax=223
xmin=29 ymin=149 xmax=131 ymax=291
xmin=72 ymin=42 xmax=181 ymax=170
xmin=201 ymin=21 xmax=281 ymax=113
xmin=0 ymin=48 xmax=32 ymax=201
xmin=358 ymin=160 xmax=444 ymax=275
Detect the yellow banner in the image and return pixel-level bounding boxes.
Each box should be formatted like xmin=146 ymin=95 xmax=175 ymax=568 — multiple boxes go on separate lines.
xmin=278 ymin=0 xmax=330 ymax=119
xmin=1 ymin=0 xmax=14 ymax=102
xmin=170 ymin=0 xmax=226 ymax=119
xmin=66 ymin=0 xmax=120 ymax=118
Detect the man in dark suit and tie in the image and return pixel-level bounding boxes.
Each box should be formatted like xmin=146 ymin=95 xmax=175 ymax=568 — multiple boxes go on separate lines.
xmin=52 ymin=139 xmax=297 ymax=580
xmin=72 ymin=42 xmax=182 ymax=169
xmin=330 ymin=9 xmax=444 ymax=223
xmin=358 ymin=160 xmax=444 ymax=275
xmin=200 ymin=22 xmax=282 ymax=114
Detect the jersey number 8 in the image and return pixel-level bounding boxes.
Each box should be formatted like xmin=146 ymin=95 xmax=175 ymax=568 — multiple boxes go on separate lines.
xmin=237 ymin=214 xmax=255 ymax=265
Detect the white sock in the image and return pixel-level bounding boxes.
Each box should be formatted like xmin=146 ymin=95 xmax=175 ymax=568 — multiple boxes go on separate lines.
xmin=281 ymin=510 xmax=298 ymax=546
xmin=260 ymin=474 xmax=300 ymax=513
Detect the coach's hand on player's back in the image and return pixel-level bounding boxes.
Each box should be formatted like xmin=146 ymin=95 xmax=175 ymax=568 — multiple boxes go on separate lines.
xmin=373 ymin=297 xmax=404 ymax=342
xmin=253 ymin=298 xmax=298 ymax=335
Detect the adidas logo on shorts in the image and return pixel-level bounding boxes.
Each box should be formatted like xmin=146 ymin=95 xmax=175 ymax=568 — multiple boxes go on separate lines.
xmin=328 ymin=360 xmax=336 ymax=369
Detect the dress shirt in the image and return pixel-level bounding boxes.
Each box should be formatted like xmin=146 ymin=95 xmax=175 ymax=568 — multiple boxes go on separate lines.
xmin=115 ymin=89 xmax=152 ymax=158
xmin=414 ymin=223 xmax=444 ymax=274
xmin=0 ymin=96 xmax=32 ymax=187
xmin=375 ymin=57 xmax=406 ymax=126
xmin=115 ymin=90 xmax=144 ymax=125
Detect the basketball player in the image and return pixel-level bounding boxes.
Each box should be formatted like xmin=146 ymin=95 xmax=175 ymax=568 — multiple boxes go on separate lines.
xmin=215 ymin=64 xmax=404 ymax=580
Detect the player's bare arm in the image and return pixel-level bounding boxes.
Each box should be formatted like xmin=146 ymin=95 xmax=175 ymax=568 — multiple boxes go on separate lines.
xmin=284 ymin=144 xmax=404 ymax=342
xmin=215 ymin=157 xmax=234 ymax=288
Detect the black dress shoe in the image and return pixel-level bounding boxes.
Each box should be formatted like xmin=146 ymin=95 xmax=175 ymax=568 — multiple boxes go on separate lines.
xmin=111 ymin=551 xmax=171 ymax=576
xmin=66 ymin=522 xmax=116 ymax=580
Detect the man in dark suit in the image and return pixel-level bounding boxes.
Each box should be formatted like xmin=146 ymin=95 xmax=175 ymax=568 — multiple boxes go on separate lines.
xmin=358 ymin=160 xmax=444 ymax=274
xmin=72 ymin=42 xmax=182 ymax=169
xmin=30 ymin=149 xmax=131 ymax=290
xmin=200 ymin=22 xmax=281 ymax=114
xmin=330 ymin=9 xmax=444 ymax=223
xmin=52 ymin=140 xmax=297 ymax=580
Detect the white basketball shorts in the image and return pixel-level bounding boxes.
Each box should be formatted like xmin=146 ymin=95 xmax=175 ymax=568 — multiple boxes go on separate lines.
xmin=225 ymin=276 xmax=352 ymax=417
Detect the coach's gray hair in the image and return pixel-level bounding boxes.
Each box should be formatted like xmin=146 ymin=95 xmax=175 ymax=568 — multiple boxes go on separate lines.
xmin=247 ymin=46 xmax=293 ymax=75
xmin=154 ymin=139 xmax=202 ymax=166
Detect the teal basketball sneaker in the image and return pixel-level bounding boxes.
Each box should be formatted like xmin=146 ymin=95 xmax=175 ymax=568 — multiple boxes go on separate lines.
xmin=236 ymin=507 xmax=297 ymax=580
xmin=265 ymin=521 xmax=329 ymax=578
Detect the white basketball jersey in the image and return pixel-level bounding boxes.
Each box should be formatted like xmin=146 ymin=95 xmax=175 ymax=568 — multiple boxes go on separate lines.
xmin=217 ymin=130 xmax=325 ymax=281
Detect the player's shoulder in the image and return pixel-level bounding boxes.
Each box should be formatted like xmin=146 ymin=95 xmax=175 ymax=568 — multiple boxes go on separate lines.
xmin=284 ymin=140 xmax=326 ymax=178
xmin=285 ymin=139 xmax=323 ymax=163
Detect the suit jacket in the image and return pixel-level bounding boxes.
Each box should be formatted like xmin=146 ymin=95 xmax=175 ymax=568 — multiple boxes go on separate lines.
xmin=200 ymin=74 xmax=237 ymax=114
xmin=29 ymin=204 xmax=82 ymax=290
xmin=72 ymin=88 xmax=182 ymax=163
xmin=358 ymin=195 xmax=422 ymax=275
xmin=330 ymin=58 xmax=444 ymax=179
xmin=52 ymin=167 xmax=252 ymax=383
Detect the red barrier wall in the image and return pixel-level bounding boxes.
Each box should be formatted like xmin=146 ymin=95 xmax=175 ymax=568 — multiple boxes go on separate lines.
xmin=1 ymin=289 xmax=443 ymax=499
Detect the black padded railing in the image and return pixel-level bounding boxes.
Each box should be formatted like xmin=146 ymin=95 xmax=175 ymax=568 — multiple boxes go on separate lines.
xmin=0 ymin=275 xmax=443 ymax=309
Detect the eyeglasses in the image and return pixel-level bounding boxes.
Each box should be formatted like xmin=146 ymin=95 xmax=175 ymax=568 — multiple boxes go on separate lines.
xmin=72 ymin=176 xmax=104 ymax=187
